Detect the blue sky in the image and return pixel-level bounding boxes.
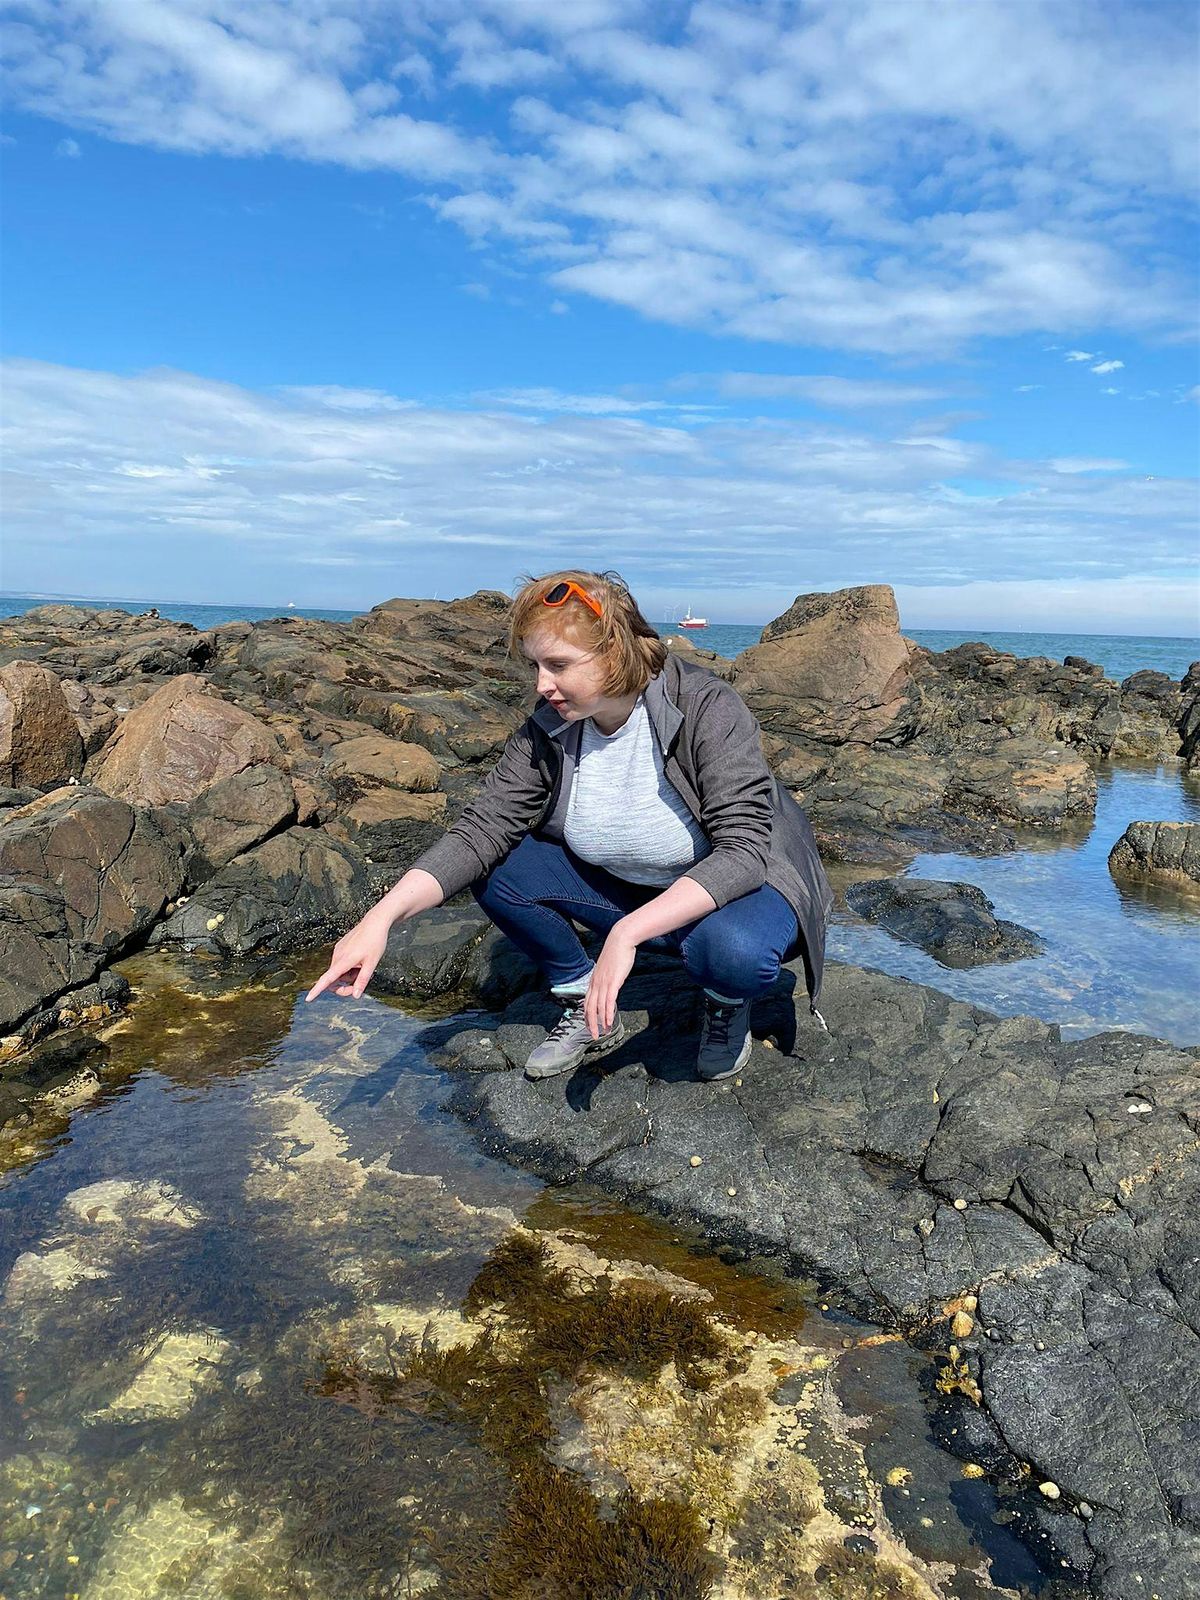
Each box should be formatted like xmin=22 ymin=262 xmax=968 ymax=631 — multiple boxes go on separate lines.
xmin=1 ymin=0 xmax=1197 ymax=632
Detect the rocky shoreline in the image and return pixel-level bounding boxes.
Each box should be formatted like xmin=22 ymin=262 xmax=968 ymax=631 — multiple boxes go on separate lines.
xmin=2 ymin=584 xmax=1196 ymax=1055
xmin=2 ymin=586 xmax=1198 ymax=1597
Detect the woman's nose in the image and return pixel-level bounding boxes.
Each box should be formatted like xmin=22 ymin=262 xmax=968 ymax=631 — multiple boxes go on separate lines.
xmin=536 ymin=670 xmax=555 ymax=696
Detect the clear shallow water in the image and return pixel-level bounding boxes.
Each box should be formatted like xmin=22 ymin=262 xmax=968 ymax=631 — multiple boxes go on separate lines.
xmin=0 ymin=954 xmax=1076 ymax=1599
xmin=2 ymin=594 xmax=1196 ymax=681
xmin=830 ymin=763 xmax=1200 ymax=1046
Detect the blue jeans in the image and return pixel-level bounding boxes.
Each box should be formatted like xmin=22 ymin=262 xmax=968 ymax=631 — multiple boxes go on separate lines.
xmin=472 ymin=835 xmax=799 ymax=999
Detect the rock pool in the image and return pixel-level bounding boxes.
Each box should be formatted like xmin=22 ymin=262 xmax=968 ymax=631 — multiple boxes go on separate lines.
xmin=0 ymin=954 xmax=1088 ymax=1600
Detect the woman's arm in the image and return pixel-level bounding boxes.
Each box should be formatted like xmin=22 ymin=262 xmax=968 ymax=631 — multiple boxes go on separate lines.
xmin=584 ymin=876 xmax=717 ymax=1038
xmin=306 ymin=867 xmax=444 ymax=1001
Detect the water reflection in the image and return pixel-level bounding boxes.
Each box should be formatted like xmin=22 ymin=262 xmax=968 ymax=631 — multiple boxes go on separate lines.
xmin=831 ymin=763 xmax=1200 ymax=1044
xmin=0 ymin=957 xmax=1077 ymax=1598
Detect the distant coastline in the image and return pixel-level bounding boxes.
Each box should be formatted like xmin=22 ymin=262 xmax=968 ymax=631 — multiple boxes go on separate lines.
xmin=2 ymin=591 xmax=1197 ymax=682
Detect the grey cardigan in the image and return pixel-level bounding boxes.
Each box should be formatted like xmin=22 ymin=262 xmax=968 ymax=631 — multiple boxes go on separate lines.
xmin=411 ymin=654 xmax=835 ymax=1006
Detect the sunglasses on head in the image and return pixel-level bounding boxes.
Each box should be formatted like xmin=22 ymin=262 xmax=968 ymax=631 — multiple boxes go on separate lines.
xmin=541 ymin=580 xmax=602 ymax=619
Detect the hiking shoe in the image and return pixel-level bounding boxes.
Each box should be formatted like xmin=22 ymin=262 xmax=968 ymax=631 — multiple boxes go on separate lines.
xmin=524 ymin=997 xmax=626 ymax=1080
xmin=697 ymin=996 xmax=752 ymax=1081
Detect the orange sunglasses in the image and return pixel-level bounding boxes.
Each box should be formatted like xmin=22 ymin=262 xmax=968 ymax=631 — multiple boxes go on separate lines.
xmin=541 ymin=580 xmax=603 ymax=619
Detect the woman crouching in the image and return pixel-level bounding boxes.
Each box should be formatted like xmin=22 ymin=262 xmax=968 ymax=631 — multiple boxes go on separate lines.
xmin=308 ymin=570 xmax=832 ymax=1081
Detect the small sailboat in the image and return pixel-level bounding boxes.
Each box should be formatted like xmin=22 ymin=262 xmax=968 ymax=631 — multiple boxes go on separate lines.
xmin=677 ymin=604 xmax=708 ymax=630
xmin=287 ymin=601 xmax=297 ymax=609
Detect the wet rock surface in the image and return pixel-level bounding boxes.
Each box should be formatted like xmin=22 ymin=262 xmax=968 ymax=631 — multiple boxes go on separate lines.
xmin=442 ymin=959 xmax=1200 ymax=1599
xmin=1108 ymin=819 xmax=1200 ymax=889
xmin=845 ymin=878 xmax=1044 ymax=967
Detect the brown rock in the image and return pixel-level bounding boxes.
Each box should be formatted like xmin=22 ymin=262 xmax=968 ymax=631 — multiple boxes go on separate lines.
xmin=942 ymin=741 xmax=1096 ymax=827
xmin=165 ymin=763 xmax=298 ymax=887
xmin=0 ymin=787 xmax=184 ymax=1030
xmin=337 ymin=788 xmax=448 ymax=866
xmin=733 ymin=585 xmax=918 ymax=745
xmin=0 ymin=661 xmax=85 ymax=786
xmin=60 ymin=679 xmax=120 ymax=757
xmin=92 ymin=674 xmax=283 ymax=805
xmin=323 ymin=734 xmax=441 ymax=794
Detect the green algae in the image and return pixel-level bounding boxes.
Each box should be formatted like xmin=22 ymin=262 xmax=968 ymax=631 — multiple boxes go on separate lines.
xmin=797 ymin=1540 xmax=931 ymax=1600
xmin=310 ymin=1231 xmax=731 ymax=1596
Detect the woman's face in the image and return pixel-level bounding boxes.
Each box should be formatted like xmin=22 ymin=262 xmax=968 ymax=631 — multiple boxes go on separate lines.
xmin=521 ymin=626 xmax=612 ymax=721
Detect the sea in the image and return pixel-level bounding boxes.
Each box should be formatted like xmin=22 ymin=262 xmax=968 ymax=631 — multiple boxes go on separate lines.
xmin=1 ymin=593 xmax=1197 ymax=681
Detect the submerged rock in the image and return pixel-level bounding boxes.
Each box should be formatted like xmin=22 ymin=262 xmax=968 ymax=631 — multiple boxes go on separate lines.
xmin=443 ymin=959 xmax=1200 ymax=1599
xmin=1108 ymin=820 xmax=1200 ymax=889
xmin=845 ymin=877 xmax=1044 ymax=967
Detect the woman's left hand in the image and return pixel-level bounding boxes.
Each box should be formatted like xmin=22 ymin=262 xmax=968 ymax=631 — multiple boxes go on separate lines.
xmin=585 ymin=926 xmax=638 ymax=1038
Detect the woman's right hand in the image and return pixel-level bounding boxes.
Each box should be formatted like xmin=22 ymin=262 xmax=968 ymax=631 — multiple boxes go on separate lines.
xmin=305 ymin=910 xmax=392 ymax=1002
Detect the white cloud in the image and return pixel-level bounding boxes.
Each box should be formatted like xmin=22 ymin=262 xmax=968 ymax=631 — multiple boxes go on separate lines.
xmin=1101 ymin=386 xmax=1121 ymax=395
xmin=3 ymin=357 xmax=1195 ymax=629
xmin=54 ymin=136 xmax=81 ymax=158
xmin=474 ymin=387 xmax=673 ymax=414
xmin=1014 ymin=384 xmax=1042 ymax=392
xmin=715 ymin=373 xmax=951 ymax=407
xmin=1065 ymin=350 xmax=1095 ymax=362
xmin=1091 ymin=359 xmax=1125 ymax=374
xmin=1 ymin=0 xmax=1194 ymax=356
xmin=279 ymin=384 xmax=416 ymax=411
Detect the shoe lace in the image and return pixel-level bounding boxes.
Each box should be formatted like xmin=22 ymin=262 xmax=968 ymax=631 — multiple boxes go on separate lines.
xmin=548 ymin=998 xmax=587 ymax=1040
xmin=704 ymin=1001 xmax=738 ymax=1046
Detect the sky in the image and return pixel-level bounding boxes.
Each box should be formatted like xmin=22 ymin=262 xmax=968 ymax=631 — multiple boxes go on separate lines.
xmin=0 ymin=0 xmax=1198 ymax=633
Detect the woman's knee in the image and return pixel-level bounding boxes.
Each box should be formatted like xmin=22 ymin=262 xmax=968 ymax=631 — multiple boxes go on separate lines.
xmin=683 ymin=916 xmax=781 ymax=997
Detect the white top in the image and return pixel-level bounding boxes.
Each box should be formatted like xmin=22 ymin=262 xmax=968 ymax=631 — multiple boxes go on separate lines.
xmin=563 ymin=696 xmax=711 ymax=886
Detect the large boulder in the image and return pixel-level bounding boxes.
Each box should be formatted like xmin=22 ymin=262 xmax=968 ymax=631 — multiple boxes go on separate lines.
xmin=0 ymin=787 xmax=184 ymax=1031
xmin=733 ymin=585 xmax=918 ymax=746
xmin=149 ymin=825 xmax=371 ymax=956
xmin=0 ymin=661 xmax=85 ymax=787
xmin=160 ymin=763 xmax=298 ymax=889
xmin=1108 ymin=821 xmax=1200 ymax=889
xmin=845 ymin=877 xmax=1044 ymax=966
xmin=91 ymin=674 xmax=284 ymax=805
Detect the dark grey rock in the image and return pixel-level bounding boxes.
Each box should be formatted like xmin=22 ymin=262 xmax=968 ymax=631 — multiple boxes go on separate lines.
xmin=159 ymin=762 xmax=298 ymax=888
xmin=372 ymin=906 xmax=538 ymax=1007
xmin=149 ymin=825 xmax=371 ymax=956
xmin=443 ymin=960 xmax=1200 ymax=1599
xmin=1108 ymin=820 xmax=1200 ymax=889
xmin=845 ymin=876 xmax=1044 ymax=966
